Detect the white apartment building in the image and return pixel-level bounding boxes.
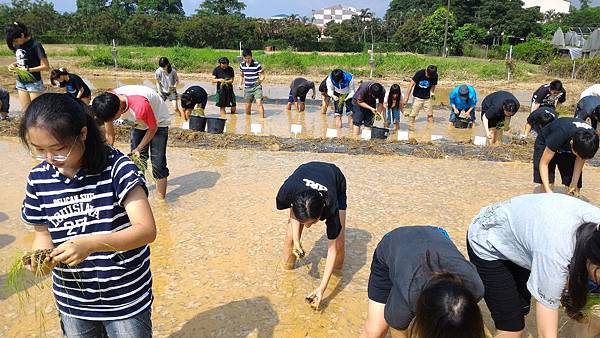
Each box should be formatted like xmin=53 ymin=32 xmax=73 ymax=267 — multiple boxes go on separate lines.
xmin=522 ymin=0 xmax=571 ymax=14
xmin=312 ymin=4 xmax=360 ymax=29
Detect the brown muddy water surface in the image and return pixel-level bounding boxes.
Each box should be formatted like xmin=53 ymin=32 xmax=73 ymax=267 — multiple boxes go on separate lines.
xmin=2 ymin=137 xmax=600 ymax=337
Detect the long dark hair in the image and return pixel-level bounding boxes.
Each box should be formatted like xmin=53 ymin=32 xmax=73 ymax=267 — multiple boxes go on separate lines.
xmin=561 ymin=222 xmax=600 ymax=321
xmin=409 ymin=251 xmax=485 ymax=338
xmin=5 ymin=21 xmax=29 ymax=51
xmin=50 ymin=68 xmax=69 ymax=86
xmin=19 ymin=93 xmax=109 ymax=174
xmin=387 ymin=84 xmax=401 ymax=108
xmin=291 ymin=189 xmax=327 ymax=222
xmin=159 ymin=56 xmax=172 ymax=74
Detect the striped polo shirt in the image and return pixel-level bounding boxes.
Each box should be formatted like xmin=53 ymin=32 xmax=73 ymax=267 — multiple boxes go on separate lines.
xmin=21 ymin=147 xmax=153 ymax=320
xmin=239 ymin=60 xmax=263 ymax=88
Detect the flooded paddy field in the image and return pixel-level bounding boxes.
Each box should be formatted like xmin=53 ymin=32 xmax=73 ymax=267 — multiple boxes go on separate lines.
xmin=1 ymin=136 xmax=600 ymax=337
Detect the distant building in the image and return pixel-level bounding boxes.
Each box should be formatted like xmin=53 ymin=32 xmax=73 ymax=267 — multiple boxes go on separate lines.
xmin=522 ymin=0 xmax=570 ymax=14
xmin=270 ymin=14 xmax=289 ymax=20
xmin=312 ymin=4 xmax=360 ymax=29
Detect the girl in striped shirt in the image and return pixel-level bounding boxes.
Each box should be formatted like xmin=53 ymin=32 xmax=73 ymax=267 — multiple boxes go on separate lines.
xmin=20 ymin=93 xmax=156 ymax=337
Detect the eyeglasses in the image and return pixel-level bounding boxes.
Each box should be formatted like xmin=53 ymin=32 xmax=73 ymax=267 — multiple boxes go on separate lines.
xmin=30 ymin=136 xmax=79 ymax=162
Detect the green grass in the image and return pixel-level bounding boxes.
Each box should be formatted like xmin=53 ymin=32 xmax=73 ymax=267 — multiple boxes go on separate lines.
xmin=0 ymin=44 xmax=541 ymax=81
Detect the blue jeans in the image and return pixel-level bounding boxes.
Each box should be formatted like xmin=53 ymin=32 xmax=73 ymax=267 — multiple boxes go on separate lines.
xmin=131 ymin=127 xmax=170 ymax=179
xmin=386 ymin=107 xmax=401 ymax=124
xmin=334 ymin=98 xmax=353 ymax=116
xmin=449 ymin=108 xmax=476 ymax=122
xmin=60 ymin=310 xmax=152 ymax=338
xmin=16 ymin=79 xmax=44 ymax=92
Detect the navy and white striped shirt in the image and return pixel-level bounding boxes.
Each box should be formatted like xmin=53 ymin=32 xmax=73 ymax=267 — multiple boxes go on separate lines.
xmin=21 ymin=147 xmax=153 ymax=320
xmin=239 ymin=60 xmax=263 ymax=88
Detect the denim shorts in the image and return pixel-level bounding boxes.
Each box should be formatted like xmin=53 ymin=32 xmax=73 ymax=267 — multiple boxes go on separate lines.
xmin=351 ymin=104 xmax=374 ymax=127
xmin=131 ymin=127 xmax=170 ymax=179
xmin=386 ymin=107 xmax=401 ymax=124
xmin=16 ymin=79 xmax=44 ymax=93
xmin=60 ymin=310 xmax=152 ymax=338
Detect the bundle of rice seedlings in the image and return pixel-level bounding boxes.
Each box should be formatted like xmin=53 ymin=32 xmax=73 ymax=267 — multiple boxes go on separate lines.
xmin=13 ymin=68 xmax=37 ymax=83
xmin=584 ymin=293 xmax=600 ymax=317
xmin=129 ymin=153 xmax=155 ymax=184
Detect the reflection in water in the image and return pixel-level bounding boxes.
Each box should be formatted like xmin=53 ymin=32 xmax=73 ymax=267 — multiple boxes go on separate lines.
xmin=170 ymin=296 xmax=279 ymax=338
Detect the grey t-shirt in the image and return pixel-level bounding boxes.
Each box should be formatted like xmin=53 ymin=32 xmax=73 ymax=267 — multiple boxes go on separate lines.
xmin=376 ymin=226 xmax=484 ymax=329
xmin=290 ymin=77 xmax=314 ymax=98
xmin=155 ymin=67 xmax=179 ymax=94
xmin=468 ymin=193 xmax=600 ymax=309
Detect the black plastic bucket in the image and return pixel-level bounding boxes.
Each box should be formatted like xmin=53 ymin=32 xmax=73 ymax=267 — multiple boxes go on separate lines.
xmin=371 ymin=126 xmax=389 ymax=139
xmin=189 ymin=115 xmax=206 ymax=132
xmin=206 ymin=117 xmax=227 ymax=134
xmin=453 ymin=117 xmax=472 ymax=129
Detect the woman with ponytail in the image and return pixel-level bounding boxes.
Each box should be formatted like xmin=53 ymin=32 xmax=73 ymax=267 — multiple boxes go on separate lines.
xmin=276 ymin=161 xmax=347 ymax=310
xmin=467 ymin=193 xmax=600 ymax=338
xmin=5 ymin=22 xmax=49 ymax=110
xmin=19 ymin=93 xmax=156 ymax=337
xmin=50 ymin=68 xmax=91 ymax=104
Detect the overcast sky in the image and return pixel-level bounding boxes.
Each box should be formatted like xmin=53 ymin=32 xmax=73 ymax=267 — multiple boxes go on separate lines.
xmin=0 ymin=0 xmax=598 ymax=18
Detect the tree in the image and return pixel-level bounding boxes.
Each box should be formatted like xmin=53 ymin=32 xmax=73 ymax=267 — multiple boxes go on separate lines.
xmin=580 ymin=0 xmax=590 ymax=9
xmin=137 ymin=0 xmax=184 ymax=16
xmin=386 ymin=0 xmax=480 ymax=26
xmin=76 ymin=0 xmax=107 ymax=14
xmin=197 ymin=0 xmax=246 ymax=16
xmin=563 ymin=7 xmax=600 ymax=28
xmin=419 ymin=6 xmax=457 ymax=52
xmin=393 ymin=17 xmax=423 ymax=52
xmin=281 ymin=24 xmax=320 ymax=51
xmin=475 ymin=0 xmax=542 ymax=38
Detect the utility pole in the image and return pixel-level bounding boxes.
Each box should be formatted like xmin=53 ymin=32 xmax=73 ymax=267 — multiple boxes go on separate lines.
xmin=442 ymin=0 xmax=450 ymax=57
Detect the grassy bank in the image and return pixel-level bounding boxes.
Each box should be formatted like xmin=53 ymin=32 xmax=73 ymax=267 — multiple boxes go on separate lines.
xmin=0 ymin=44 xmax=541 ymax=82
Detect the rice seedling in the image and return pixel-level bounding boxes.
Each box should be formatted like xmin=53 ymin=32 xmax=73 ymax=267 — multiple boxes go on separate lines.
xmin=12 ymin=68 xmax=37 ymax=83
xmin=129 ymin=153 xmax=155 ymax=184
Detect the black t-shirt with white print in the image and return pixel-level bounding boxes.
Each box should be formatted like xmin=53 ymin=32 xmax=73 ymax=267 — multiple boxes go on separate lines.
xmin=276 ymin=162 xmax=346 ymax=240
xmin=532 ymin=84 xmax=566 ymax=108
xmin=411 ymin=69 xmax=438 ymax=100
xmin=540 ymin=117 xmax=594 ymax=153
xmin=61 ymin=74 xmax=91 ymax=98
xmin=527 ymin=107 xmax=557 ymax=134
xmin=13 ymin=38 xmax=47 ymax=82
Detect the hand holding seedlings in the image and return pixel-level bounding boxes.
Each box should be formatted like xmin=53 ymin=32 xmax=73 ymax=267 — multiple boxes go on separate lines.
xmin=50 ymin=238 xmax=94 ymax=266
xmin=292 ymin=241 xmax=305 ymax=258
xmin=306 ymin=286 xmax=324 ymax=310
xmin=23 ymin=249 xmax=57 ymax=276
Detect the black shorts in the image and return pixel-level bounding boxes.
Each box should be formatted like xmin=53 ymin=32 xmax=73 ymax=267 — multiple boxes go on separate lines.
xmin=351 ymin=104 xmax=375 ymax=127
xmin=288 ymin=90 xmax=306 ymax=103
xmin=481 ymin=111 xmax=504 ymax=129
xmin=319 ymin=79 xmax=328 ymax=94
xmin=533 ymin=141 xmax=582 ymax=188
xmin=467 ymin=241 xmax=531 ymax=332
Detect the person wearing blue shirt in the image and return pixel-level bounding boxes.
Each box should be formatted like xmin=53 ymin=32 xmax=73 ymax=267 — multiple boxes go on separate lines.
xmin=449 ymin=84 xmax=477 ymax=128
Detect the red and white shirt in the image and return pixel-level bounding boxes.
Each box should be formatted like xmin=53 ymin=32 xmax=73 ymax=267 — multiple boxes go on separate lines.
xmin=113 ymin=85 xmax=171 ymax=129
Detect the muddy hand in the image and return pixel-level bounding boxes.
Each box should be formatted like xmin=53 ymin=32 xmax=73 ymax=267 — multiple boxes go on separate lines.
xmin=568 ymin=187 xmax=580 ymax=197
xmin=292 ymin=241 xmax=305 ymax=259
xmin=306 ymin=287 xmax=324 ymax=310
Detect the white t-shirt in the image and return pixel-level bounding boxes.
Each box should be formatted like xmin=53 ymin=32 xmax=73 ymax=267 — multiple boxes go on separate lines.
xmin=581 ymin=84 xmax=600 ymax=99
xmin=113 ymin=85 xmax=171 ymax=129
xmin=468 ymin=193 xmax=600 ymax=309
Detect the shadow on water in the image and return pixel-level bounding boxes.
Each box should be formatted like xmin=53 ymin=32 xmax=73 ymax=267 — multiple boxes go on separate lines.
xmin=0 ymin=270 xmax=49 ymax=301
xmin=0 ymin=234 xmax=15 ymax=249
xmin=298 ymin=227 xmax=372 ymax=310
xmin=0 ymin=212 xmax=7 ymax=223
xmin=165 ymin=171 xmax=220 ymax=202
xmin=170 ymin=296 xmax=279 ymax=338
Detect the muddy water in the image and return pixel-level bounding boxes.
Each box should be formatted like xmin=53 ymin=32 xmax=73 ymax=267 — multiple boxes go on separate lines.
xmin=1 ymin=137 xmax=600 ymax=337
xmin=1 ymin=72 xmax=540 ymax=143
